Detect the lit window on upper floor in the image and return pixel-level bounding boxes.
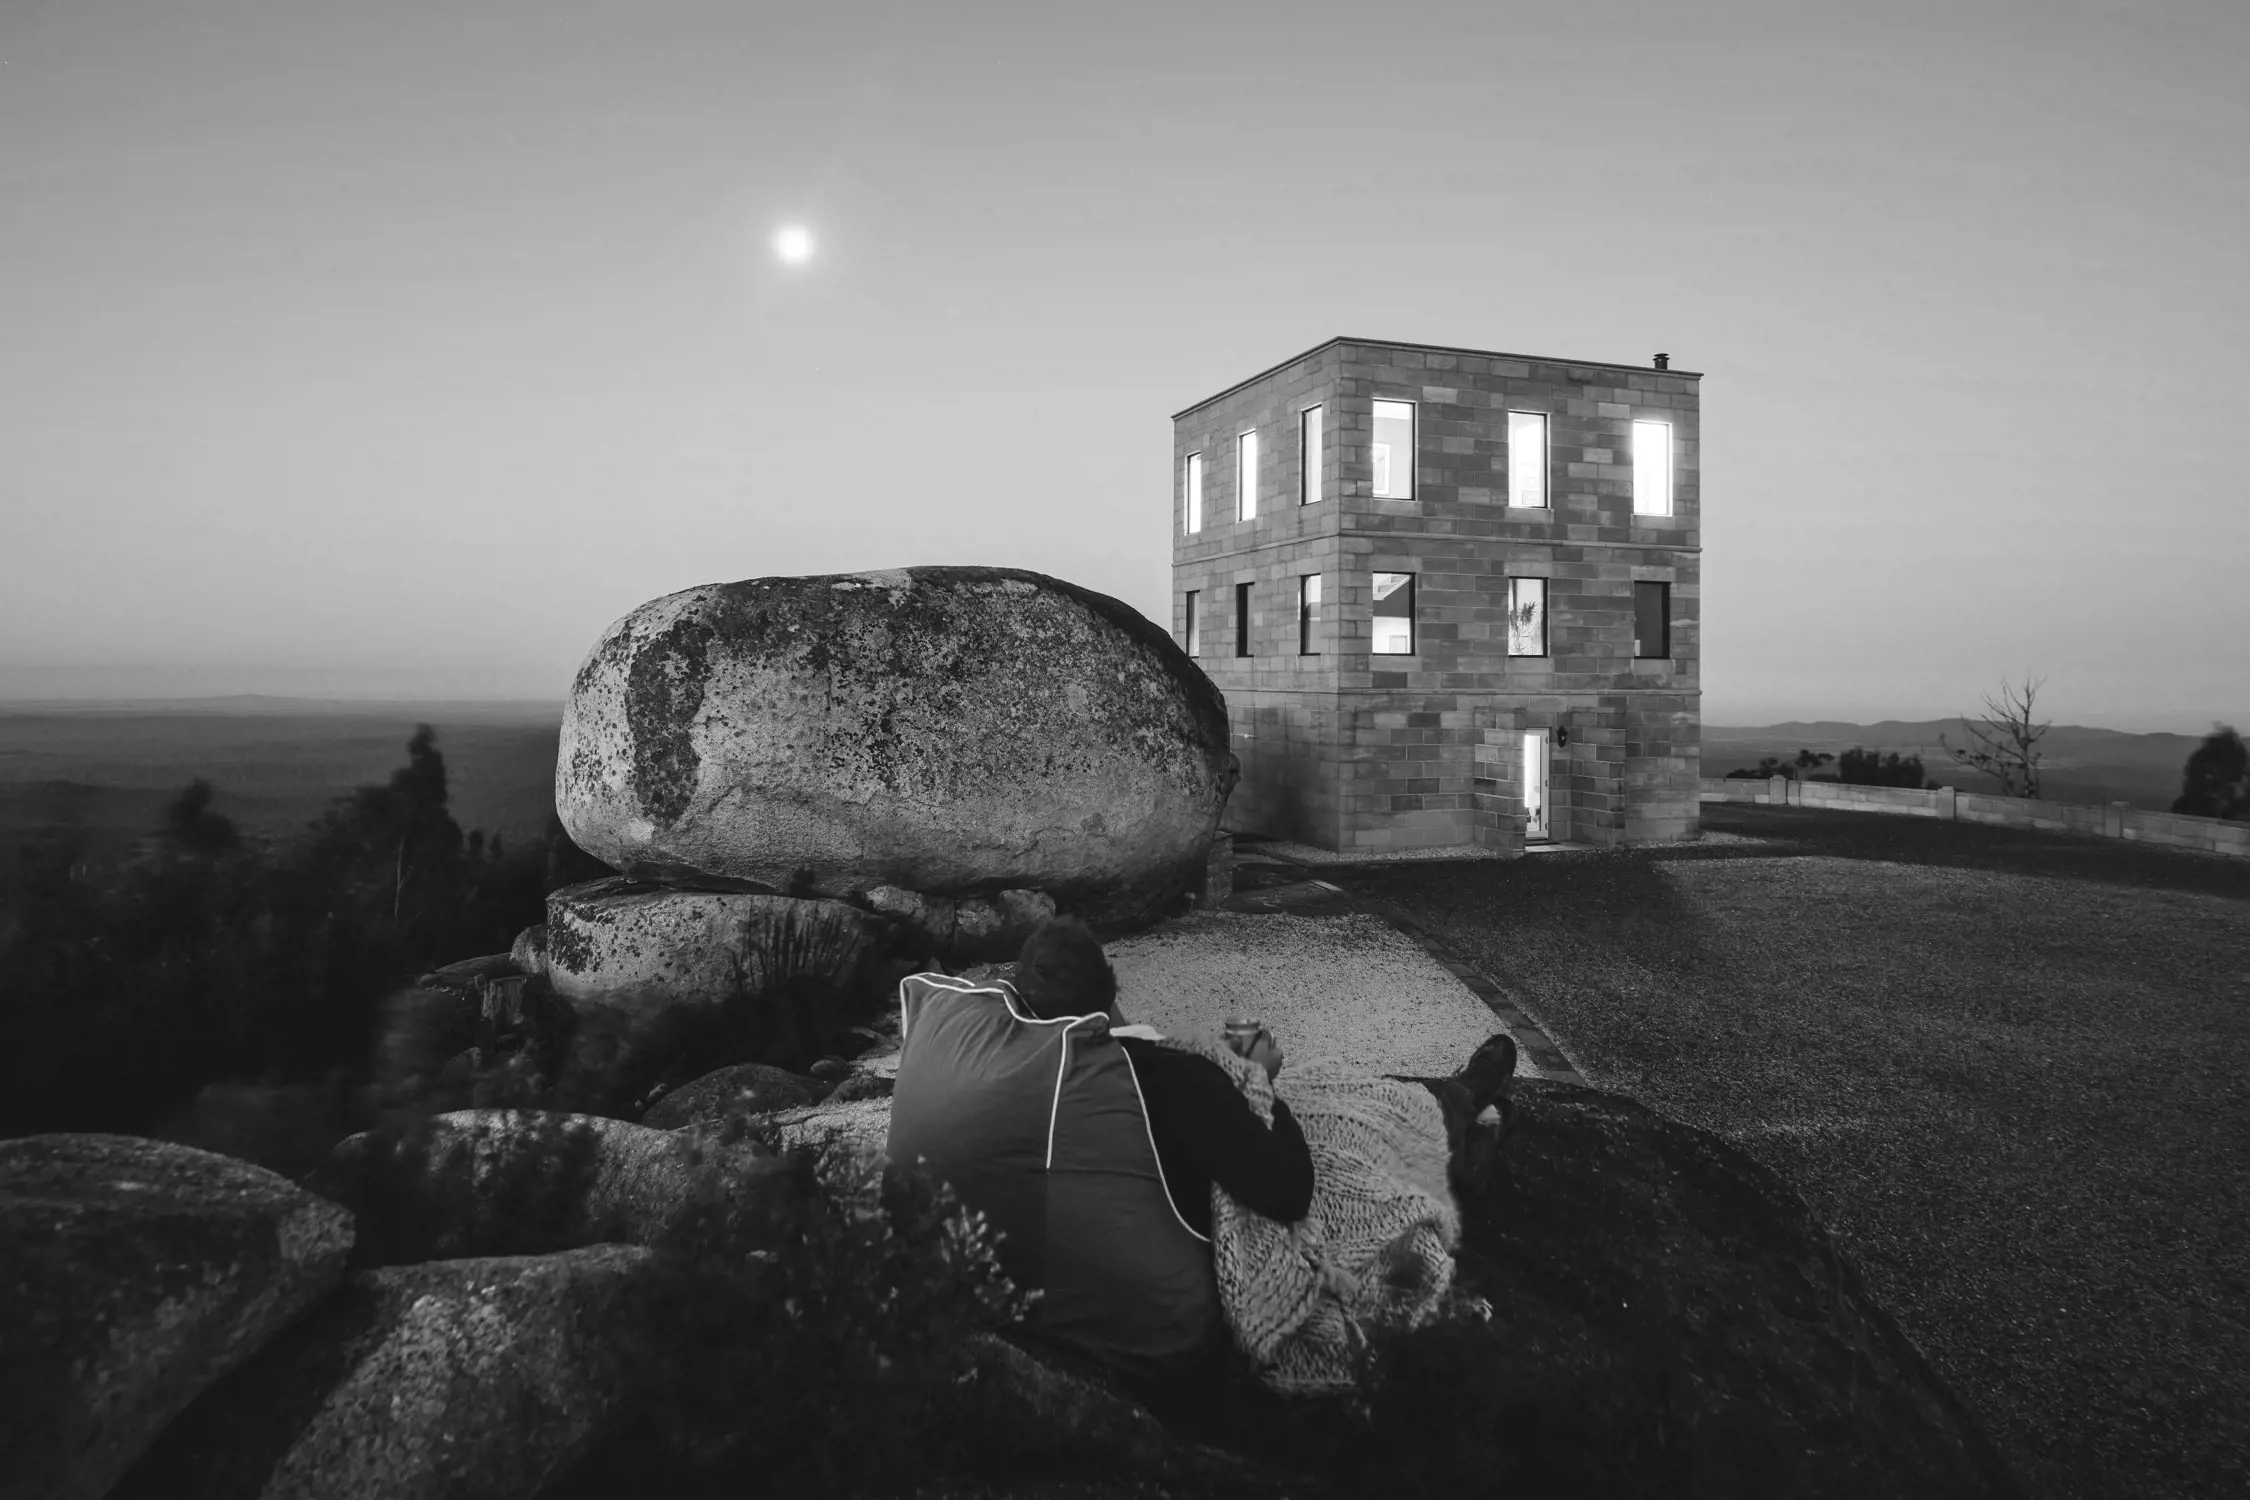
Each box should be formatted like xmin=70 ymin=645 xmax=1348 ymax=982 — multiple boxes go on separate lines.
xmin=1238 ymin=430 xmax=1259 ymax=521
xmin=1632 ymin=420 xmax=1672 ymax=516
xmin=1184 ymin=452 xmax=1203 ymax=533
xmin=1508 ymin=411 xmax=1548 ymax=509
xmin=1507 ymin=577 xmax=1546 ymax=657
xmin=1372 ymin=572 xmax=1415 ymax=655
xmin=1372 ymin=400 xmax=1414 ymax=499
xmin=1300 ymin=405 xmax=1323 ymax=505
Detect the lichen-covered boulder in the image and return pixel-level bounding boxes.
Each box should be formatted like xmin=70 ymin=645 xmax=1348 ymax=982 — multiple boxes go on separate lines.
xmin=304 ymin=1109 xmax=792 ymax=1267
xmin=0 ymin=1135 xmax=355 ymax=1500
xmin=110 ymin=1246 xmax=668 ymax=1500
xmin=555 ymin=567 xmax=1237 ymax=927
xmin=542 ymin=879 xmax=887 ymax=1085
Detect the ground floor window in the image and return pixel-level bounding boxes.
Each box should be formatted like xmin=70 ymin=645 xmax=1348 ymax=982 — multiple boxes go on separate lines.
xmin=1372 ymin=572 xmax=1415 ymax=655
xmin=1634 ymin=580 xmax=1671 ymax=659
xmin=1235 ymin=582 xmax=1254 ymax=657
xmin=1183 ymin=590 xmax=1199 ymax=656
xmin=1506 ymin=576 xmax=1546 ymax=656
xmin=1298 ymin=574 xmax=1322 ymax=655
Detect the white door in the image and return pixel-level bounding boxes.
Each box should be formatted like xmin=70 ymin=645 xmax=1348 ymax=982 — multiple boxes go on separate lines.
xmin=1522 ymin=730 xmax=1550 ymax=841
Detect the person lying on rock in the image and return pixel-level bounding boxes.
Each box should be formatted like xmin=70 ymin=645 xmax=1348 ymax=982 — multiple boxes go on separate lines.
xmin=885 ymin=916 xmax=1519 ymax=1411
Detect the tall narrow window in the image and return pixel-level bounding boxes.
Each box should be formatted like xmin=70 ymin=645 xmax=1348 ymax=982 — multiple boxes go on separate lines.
xmin=1506 ymin=577 xmax=1547 ymax=657
xmin=1185 ymin=453 xmax=1203 ymax=533
xmin=1298 ymin=574 xmax=1322 ymax=655
xmin=1371 ymin=400 xmax=1415 ymax=499
xmin=1183 ymin=591 xmax=1200 ymax=656
xmin=1234 ymin=582 xmax=1254 ymax=657
xmin=1632 ymin=420 xmax=1672 ymax=516
xmin=1634 ymin=580 xmax=1671 ymax=659
xmin=1300 ymin=405 xmax=1323 ymax=505
xmin=1372 ymin=572 xmax=1415 ymax=655
xmin=1238 ymin=430 xmax=1259 ymax=521
xmin=1507 ymin=411 xmax=1548 ymax=508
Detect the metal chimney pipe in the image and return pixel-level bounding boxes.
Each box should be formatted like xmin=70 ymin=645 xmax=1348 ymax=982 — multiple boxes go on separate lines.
xmin=1654 ymin=352 xmax=1670 ymax=370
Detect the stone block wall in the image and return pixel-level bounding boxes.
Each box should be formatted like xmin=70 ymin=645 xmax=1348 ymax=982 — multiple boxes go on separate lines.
xmin=1175 ymin=337 xmax=1702 ymax=852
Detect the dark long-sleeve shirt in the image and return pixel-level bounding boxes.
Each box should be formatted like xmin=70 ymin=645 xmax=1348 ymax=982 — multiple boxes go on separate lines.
xmin=1115 ymin=1036 xmax=1314 ymax=1239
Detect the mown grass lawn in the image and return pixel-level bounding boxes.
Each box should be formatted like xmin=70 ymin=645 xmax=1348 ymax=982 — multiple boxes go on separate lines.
xmin=1332 ymin=803 xmax=2250 ymax=1500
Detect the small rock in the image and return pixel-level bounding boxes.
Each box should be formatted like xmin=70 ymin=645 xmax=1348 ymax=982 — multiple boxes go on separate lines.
xmin=808 ymin=1055 xmax=853 ymax=1081
xmin=510 ymin=922 xmax=549 ymax=976
xmin=640 ymin=1062 xmax=832 ymax=1130
xmin=824 ymin=1073 xmax=895 ymax=1104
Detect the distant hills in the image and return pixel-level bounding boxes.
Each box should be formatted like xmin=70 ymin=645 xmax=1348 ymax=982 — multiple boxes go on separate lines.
xmin=1704 ymin=720 xmax=2223 ymax=811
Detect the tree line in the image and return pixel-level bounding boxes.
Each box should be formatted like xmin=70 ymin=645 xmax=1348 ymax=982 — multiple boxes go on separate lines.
xmin=0 ymin=725 xmax=610 ymax=1140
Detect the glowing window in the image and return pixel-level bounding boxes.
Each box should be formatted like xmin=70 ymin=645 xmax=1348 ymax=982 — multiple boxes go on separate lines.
xmin=1300 ymin=405 xmax=1323 ymax=505
xmin=1185 ymin=453 xmax=1203 ymax=533
xmin=1508 ymin=411 xmax=1548 ymax=508
xmin=1238 ymin=430 xmax=1259 ymax=521
xmin=1372 ymin=572 xmax=1415 ymax=655
xmin=1632 ymin=420 xmax=1672 ymax=516
xmin=1507 ymin=577 xmax=1546 ymax=657
xmin=1372 ymin=400 xmax=1414 ymax=499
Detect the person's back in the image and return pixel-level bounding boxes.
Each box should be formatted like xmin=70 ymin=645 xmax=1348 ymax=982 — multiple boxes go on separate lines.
xmin=886 ymin=918 xmax=1316 ymax=1376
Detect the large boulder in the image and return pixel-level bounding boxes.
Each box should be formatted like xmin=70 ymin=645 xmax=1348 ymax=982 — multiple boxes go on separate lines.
xmin=0 ymin=1135 xmax=355 ymax=1500
xmin=555 ymin=567 xmax=1237 ymax=927
xmin=110 ymin=1245 xmax=667 ymax=1500
xmin=1337 ymin=1079 xmax=2029 ymax=1498
xmin=304 ymin=1109 xmax=793 ymax=1267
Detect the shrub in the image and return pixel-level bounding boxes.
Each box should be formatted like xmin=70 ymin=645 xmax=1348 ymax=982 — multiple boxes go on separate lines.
xmin=547 ymin=1123 xmax=1038 ymax=1497
xmin=1838 ymin=747 xmax=1936 ymax=790
xmin=2173 ymin=726 xmax=2249 ymax=821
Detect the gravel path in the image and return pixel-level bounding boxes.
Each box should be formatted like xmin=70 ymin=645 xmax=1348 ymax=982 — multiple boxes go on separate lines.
xmin=1334 ymin=805 xmax=2250 ymax=1500
xmin=1105 ymin=910 xmax=1526 ymax=1081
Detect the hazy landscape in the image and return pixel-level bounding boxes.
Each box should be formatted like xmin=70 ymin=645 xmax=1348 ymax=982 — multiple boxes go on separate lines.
xmin=0 ymin=700 xmax=2218 ymax=876
xmin=0 ymin=698 xmax=565 ymax=868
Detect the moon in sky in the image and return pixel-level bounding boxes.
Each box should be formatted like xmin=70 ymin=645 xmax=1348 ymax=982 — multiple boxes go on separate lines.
xmin=774 ymin=224 xmax=814 ymax=265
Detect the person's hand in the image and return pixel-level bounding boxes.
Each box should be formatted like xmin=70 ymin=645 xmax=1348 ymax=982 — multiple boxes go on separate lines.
xmin=1245 ymin=1029 xmax=1285 ymax=1083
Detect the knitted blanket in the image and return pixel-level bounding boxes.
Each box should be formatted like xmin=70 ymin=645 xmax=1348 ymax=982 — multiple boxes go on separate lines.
xmin=1150 ymin=1035 xmax=1461 ymax=1395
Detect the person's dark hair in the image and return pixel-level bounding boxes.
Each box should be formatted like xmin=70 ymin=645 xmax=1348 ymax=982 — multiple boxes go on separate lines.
xmin=1011 ymin=917 xmax=1117 ymax=1020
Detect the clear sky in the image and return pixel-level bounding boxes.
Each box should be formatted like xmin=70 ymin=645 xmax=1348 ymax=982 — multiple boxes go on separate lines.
xmin=3 ymin=0 xmax=2243 ymax=730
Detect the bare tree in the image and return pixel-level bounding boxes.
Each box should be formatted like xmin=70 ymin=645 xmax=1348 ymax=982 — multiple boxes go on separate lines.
xmin=1940 ymin=674 xmax=2049 ymax=798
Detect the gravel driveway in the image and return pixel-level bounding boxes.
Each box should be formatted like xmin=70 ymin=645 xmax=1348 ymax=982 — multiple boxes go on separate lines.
xmin=1332 ymin=804 xmax=2250 ymax=1500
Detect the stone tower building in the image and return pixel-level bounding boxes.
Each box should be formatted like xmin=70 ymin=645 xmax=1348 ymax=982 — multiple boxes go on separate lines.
xmin=1171 ymin=336 xmax=1700 ymax=855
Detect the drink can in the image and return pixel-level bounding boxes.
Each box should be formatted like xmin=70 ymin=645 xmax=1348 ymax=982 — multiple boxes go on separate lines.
xmin=1223 ymin=1018 xmax=1265 ymax=1056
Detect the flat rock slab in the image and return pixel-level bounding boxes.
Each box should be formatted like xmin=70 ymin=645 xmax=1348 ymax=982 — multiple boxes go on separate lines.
xmin=0 ymin=1134 xmax=355 ymax=1500
xmin=113 ymin=1245 xmax=665 ymax=1500
xmin=1106 ymin=912 xmax=1530 ymax=1081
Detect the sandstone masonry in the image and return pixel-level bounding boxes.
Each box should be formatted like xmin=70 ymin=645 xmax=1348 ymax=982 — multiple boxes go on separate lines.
xmin=1172 ymin=337 xmax=1702 ymax=853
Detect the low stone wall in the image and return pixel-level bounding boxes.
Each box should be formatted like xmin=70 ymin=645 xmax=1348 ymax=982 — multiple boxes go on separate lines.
xmin=1699 ymin=776 xmax=2250 ymax=860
